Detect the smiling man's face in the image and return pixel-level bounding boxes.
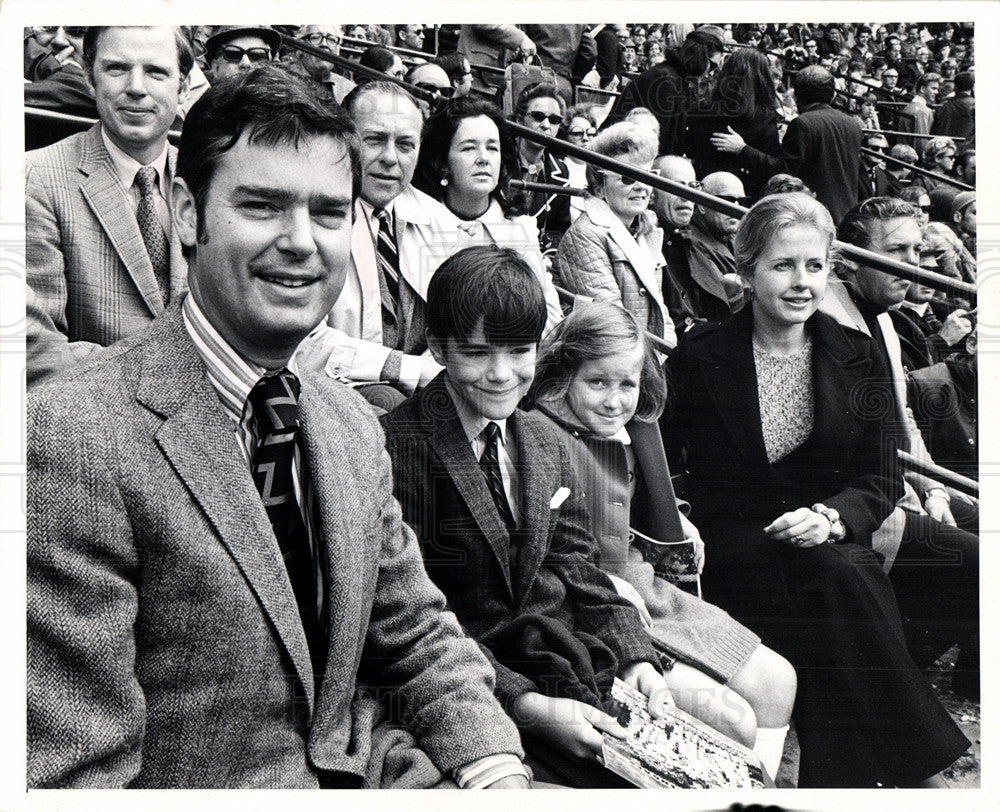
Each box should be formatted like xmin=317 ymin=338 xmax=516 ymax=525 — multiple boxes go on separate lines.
xmin=90 ymin=26 xmax=188 ymax=165
xmin=174 ymin=133 xmax=355 ymax=368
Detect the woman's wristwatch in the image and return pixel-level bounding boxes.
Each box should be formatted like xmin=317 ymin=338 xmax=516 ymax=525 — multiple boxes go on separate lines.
xmin=811 ymin=503 xmax=847 ymax=543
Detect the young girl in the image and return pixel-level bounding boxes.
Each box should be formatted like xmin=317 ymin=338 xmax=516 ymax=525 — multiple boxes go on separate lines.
xmin=528 ymin=300 xmax=796 ymax=782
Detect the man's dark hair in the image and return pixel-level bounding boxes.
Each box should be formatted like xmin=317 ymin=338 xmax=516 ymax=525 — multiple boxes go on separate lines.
xmin=793 ymin=65 xmax=836 ymax=105
xmin=175 ymin=64 xmax=361 ymax=245
xmin=358 ymin=45 xmax=398 ymax=77
xmin=434 ymin=51 xmax=468 ymax=84
xmin=83 ymin=25 xmax=194 ymax=84
xmin=674 ymin=28 xmax=724 ymax=76
xmin=838 ymin=196 xmax=919 ymax=249
xmin=425 ymin=245 xmax=546 ymax=346
xmin=954 ymin=71 xmax=974 ymax=93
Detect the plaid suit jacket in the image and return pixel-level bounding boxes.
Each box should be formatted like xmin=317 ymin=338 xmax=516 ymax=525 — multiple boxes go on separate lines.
xmin=25 ymin=123 xmax=187 ymax=387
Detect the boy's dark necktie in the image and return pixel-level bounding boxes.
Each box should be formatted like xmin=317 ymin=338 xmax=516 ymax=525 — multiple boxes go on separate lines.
xmin=249 ymin=370 xmax=325 ymax=674
xmin=479 ymin=421 xmax=516 ymax=532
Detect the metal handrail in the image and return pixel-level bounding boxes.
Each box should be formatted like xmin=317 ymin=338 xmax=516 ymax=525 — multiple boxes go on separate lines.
xmin=864 ymin=128 xmax=966 ymax=142
xmin=897 ymin=450 xmax=978 ymax=495
xmin=862 ymin=147 xmax=974 ymax=191
xmin=508 ymin=179 xmax=587 ymax=197
xmin=555 ymin=281 xmax=977 ymax=495
xmin=279 ymin=34 xmax=438 ymax=105
xmin=507 ymin=120 xmax=975 ymax=299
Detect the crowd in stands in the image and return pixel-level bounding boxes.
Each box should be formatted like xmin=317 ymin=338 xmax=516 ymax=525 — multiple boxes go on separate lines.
xmin=24 ymin=21 xmax=978 ymax=791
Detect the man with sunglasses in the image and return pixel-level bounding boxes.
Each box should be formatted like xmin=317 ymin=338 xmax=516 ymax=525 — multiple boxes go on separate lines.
xmin=404 ymin=62 xmax=453 ymax=114
xmin=858 ymin=132 xmax=892 ymax=200
xmin=205 ymin=25 xmax=280 ymax=82
xmin=681 ymin=171 xmax=751 ymax=325
xmin=652 ymin=155 xmax=717 ymax=330
xmin=26 ymin=26 xmax=193 ymax=387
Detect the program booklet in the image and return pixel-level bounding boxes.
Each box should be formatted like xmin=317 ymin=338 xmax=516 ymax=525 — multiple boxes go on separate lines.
xmin=629 ymin=527 xmax=702 ymax=597
xmin=601 ymin=679 xmax=767 ymax=789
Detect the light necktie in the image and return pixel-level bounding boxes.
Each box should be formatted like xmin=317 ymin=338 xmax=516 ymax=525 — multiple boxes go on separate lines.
xmin=249 ymin=370 xmax=326 ymax=675
xmin=479 ymin=421 xmax=516 ymax=532
xmin=134 ymin=166 xmax=170 ymax=301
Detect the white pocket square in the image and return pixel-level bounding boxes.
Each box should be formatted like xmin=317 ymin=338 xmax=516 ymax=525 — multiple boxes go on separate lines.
xmin=549 ymin=487 xmax=571 ymax=509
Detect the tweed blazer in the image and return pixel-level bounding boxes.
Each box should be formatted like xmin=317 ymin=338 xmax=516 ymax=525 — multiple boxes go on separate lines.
xmin=26 ymin=304 xmax=522 ymax=788
xmin=381 ymin=375 xmax=660 ymax=711
xmin=25 ymin=124 xmax=188 ymax=386
xmin=554 ymin=197 xmax=677 ymax=349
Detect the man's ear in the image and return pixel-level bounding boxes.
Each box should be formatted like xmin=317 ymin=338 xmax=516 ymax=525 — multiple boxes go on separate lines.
xmin=426 ymin=334 xmax=448 ymax=367
xmin=171 ymin=176 xmax=199 ymax=249
xmin=177 ymin=72 xmax=191 ymax=107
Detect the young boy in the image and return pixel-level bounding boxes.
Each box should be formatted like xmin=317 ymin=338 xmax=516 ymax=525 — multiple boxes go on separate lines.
xmin=380 ymin=245 xmax=675 ymax=788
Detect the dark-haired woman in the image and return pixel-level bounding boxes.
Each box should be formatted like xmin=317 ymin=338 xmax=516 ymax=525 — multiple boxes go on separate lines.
xmin=412 ymin=96 xmax=563 ymax=331
xmin=663 ymin=192 xmax=969 ymax=787
xmin=685 ymin=47 xmax=782 ymax=199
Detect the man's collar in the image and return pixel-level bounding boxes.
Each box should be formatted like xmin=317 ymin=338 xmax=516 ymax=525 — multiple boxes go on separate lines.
xmin=359 ymin=197 xmax=394 ymax=224
xmin=182 ymin=292 xmax=300 ymax=418
xmin=900 ymin=299 xmax=930 ymax=316
xmin=100 ymin=126 xmax=169 ymax=194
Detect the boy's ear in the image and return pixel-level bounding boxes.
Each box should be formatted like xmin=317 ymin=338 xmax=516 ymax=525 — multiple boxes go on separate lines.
xmin=427 ymin=334 xmax=448 ymax=367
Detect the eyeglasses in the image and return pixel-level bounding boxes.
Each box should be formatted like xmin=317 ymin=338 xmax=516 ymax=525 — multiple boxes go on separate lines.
xmin=525 ymin=111 xmax=564 ymax=127
xmin=35 ymin=26 xmax=87 ymax=37
xmin=715 ymin=194 xmax=753 ymax=207
xmin=567 ymin=127 xmax=597 ymax=140
xmin=917 ymin=204 xmax=932 ymax=212
xmin=218 ymin=44 xmax=273 ymax=64
xmin=304 ymin=32 xmax=341 ymax=48
xmin=414 ymin=82 xmax=454 ymax=98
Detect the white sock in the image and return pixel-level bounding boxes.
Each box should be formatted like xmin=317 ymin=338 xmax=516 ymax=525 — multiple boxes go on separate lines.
xmin=751 ymin=724 xmax=789 ymax=780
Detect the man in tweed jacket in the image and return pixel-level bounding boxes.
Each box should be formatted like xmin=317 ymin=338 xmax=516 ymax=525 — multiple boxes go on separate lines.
xmin=25 ymin=27 xmax=192 ymax=388
xmin=27 ymin=66 xmax=525 ymax=789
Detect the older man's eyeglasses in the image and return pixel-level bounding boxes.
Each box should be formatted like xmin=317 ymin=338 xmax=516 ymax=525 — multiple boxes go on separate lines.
xmin=218 ymin=44 xmax=273 ymax=63
xmin=304 ymin=32 xmax=341 ymax=49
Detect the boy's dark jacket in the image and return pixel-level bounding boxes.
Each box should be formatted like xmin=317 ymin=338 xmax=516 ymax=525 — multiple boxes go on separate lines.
xmin=381 ymin=373 xmax=659 ymax=712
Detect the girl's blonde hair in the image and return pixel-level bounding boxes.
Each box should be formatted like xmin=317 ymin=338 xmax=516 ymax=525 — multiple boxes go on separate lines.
xmin=529 ymin=301 xmax=666 ymax=422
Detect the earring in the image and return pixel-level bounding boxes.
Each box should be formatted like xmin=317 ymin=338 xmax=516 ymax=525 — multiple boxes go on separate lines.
xmin=440 ymin=175 xmax=449 ymax=187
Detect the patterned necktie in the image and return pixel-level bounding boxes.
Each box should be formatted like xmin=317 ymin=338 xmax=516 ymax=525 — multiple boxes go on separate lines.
xmin=373 ymin=208 xmax=400 ymax=315
xmin=479 ymin=422 xmax=516 ymax=532
xmin=922 ymin=306 xmax=943 ymax=335
xmin=249 ymin=370 xmax=325 ymax=671
xmin=134 ymin=166 xmax=170 ymax=301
